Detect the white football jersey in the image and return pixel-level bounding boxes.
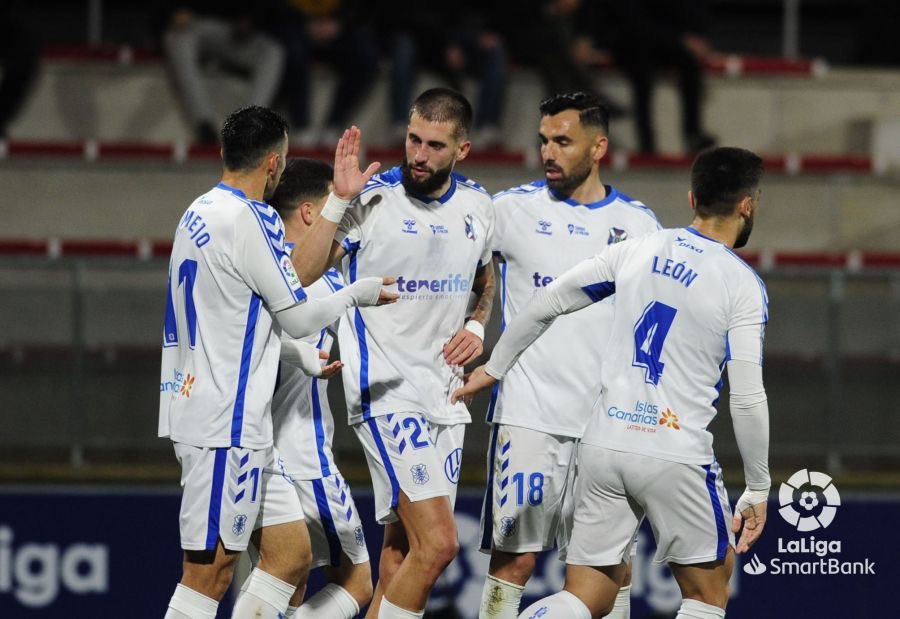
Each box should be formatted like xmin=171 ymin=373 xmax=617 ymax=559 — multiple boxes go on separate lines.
xmin=159 ymin=183 xmax=307 ymax=449
xmin=335 ymin=167 xmax=494 ymax=426
xmin=271 ymin=268 xmax=345 ymax=479
xmin=488 ymin=181 xmax=661 ymax=437
xmin=561 ymin=227 xmax=768 ymax=464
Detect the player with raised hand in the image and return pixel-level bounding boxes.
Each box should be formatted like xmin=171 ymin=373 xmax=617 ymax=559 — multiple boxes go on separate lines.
xmin=265 ymin=157 xmax=375 ymax=619
xmin=160 ymin=106 xmax=395 ymax=619
xmin=455 ymin=147 xmax=770 ymax=619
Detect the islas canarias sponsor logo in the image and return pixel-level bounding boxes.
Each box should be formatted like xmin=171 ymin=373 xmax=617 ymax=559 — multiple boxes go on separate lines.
xmin=607 ymin=401 xmax=681 ymax=433
xmin=160 ymin=369 xmax=196 ymax=398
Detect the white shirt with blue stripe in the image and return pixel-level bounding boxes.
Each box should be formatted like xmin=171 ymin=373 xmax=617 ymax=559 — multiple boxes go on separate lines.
xmin=159 ymin=183 xmax=307 ymax=449
xmin=553 ymin=227 xmax=768 ymax=464
xmin=488 ymin=180 xmax=661 ymax=437
xmin=271 ymin=268 xmax=345 ymax=479
xmin=334 ymin=167 xmax=494 ymax=426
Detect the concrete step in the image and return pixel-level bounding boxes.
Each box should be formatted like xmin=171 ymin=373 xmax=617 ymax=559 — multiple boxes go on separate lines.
xmin=8 ymin=57 xmax=900 ymax=156
xmin=0 ymin=157 xmax=896 ymax=250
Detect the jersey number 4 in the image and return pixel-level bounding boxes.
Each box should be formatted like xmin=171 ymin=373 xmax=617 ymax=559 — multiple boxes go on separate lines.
xmin=632 ymin=300 xmax=677 ymax=386
xmin=164 ymin=258 xmax=198 ymax=348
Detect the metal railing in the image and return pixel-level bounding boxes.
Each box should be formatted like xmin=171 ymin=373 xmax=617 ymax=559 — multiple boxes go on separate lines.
xmin=1 ymin=249 xmax=898 ymax=477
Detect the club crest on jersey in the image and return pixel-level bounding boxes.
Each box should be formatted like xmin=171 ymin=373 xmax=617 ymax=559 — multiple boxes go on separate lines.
xmin=499 ymin=517 xmax=518 ymax=538
xmin=568 ymin=223 xmax=590 ymax=237
xmin=232 ymin=514 xmax=248 ymax=536
xmin=280 ymin=254 xmax=301 ymax=289
xmin=402 ymin=219 xmax=418 ymax=234
xmin=608 ymin=227 xmax=628 ymax=244
xmin=464 ymin=213 xmax=477 ymax=240
xmin=535 ymin=219 xmax=553 ymax=235
xmin=411 ymin=463 xmax=430 ymax=485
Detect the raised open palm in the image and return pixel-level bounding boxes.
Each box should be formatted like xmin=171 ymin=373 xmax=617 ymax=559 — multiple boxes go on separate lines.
xmin=333 ymin=126 xmax=381 ymax=199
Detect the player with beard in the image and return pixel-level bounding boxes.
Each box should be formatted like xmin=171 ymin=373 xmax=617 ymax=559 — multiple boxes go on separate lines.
xmin=455 ymin=147 xmax=770 ymax=619
xmin=476 ymin=92 xmax=660 ymax=619
xmin=290 ymin=88 xmax=496 ymax=619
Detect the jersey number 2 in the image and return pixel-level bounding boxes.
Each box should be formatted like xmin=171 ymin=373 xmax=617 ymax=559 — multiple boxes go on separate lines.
xmin=632 ymin=301 xmax=677 ymax=386
xmin=164 ymin=258 xmax=198 ymax=348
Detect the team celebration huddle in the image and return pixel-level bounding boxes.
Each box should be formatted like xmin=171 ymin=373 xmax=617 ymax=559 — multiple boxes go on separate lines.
xmin=159 ymin=88 xmax=770 ymax=619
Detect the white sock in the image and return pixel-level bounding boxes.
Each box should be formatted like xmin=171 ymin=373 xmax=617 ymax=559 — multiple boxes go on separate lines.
xmin=676 ymin=598 xmax=726 ymax=618
xmin=378 ymin=597 xmax=425 ymax=618
xmin=517 ymin=591 xmax=590 ymax=619
xmin=293 ymin=583 xmax=360 ymax=618
xmin=606 ymin=584 xmax=631 ymax=619
xmin=285 ymin=606 xmax=299 ymax=618
xmin=165 ymin=583 xmax=219 ymax=619
xmin=231 ymin=568 xmax=296 ymax=619
xmin=480 ymin=574 xmax=525 ymax=618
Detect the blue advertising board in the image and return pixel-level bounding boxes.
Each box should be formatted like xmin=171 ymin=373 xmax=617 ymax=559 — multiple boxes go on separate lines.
xmin=0 ymin=480 xmax=896 ymax=618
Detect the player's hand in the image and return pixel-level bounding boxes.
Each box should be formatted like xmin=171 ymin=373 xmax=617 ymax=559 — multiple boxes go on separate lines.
xmin=333 ymin=126 xmax=380 ymax=200
xmin=450 ymin=365 xmax=497 ymax=404
xmin=732 ymin=493 xmax=768 ymax=554
xmin=443 ymin=326 xmax=483 ymax=367
xmin=349 ymin=276 xmax=399 ymax=307
xmin=318 ymin=350 xmax=343 ymax=379
xmin=376 ymin=276 xmax=399 ymax=306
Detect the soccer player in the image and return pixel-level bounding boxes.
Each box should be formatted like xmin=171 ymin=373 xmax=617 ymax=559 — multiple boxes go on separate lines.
xmin=266 ymin=157 xmax=374 ymax=619
xmin=294 ymin=87 xmax=496 ymax=619
xmin=455 ymin=147 xmax=771 ymax=619
xmin=478 ymin=91 xmax=661 ymax=619
xmin=160 ymin=106 xmax=396 ymax=619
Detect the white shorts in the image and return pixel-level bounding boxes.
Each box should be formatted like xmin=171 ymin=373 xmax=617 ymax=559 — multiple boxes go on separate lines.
xmin=354 ymin=413 xmax=465 ymax=524
xmin=566 ymin=444 xmax=735 ymax=566
xmin=174 ymin=443 xmax=303 ymax=552
xmin=291 ymin=472 xmax=370 ymax=569
xmin=479 ymin=424 xmax=577 ymax=554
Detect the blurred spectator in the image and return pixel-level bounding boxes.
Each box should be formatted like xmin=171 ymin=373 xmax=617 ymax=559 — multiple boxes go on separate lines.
xmin=497 ymin=0 xmax=624 ymax=117
xmin=583 ymin=0 xmax=717 ymax=154
xmin=267 ymin=0 xmax=379 ymax=148
xmin=0 ymin=4 xmax=40 ymax=139
xmin=160 ymin=1 xmax=284 ymax=144
xmin=382 ymin=1 xmax=508 ymax=147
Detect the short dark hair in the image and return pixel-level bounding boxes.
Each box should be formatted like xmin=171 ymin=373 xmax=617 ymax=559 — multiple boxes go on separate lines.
xmin=220 ymin=105 xmax=288 ymax=172
xmin=409 ymin=88 xmax=473 ymax=140
xmin=269 ymin=158 xmax=334 ymax=221
xmin=539 ymin=91 xmax=610 ymax=133
xmin=691 ymin=147 xmax=764 ymax=218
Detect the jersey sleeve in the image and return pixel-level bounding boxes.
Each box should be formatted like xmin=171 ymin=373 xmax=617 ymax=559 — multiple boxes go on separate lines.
xmin=334 ymin=197 xmax=368 ymax=254
xmin=490 ymin=193 xmax=510 ymax=256
xmin=726 ymin=269 xmax=768 ymax=365
xmin=236 ymin=204 xmax=307 ymax=312
xmin=478 ymin=197 xmax=496 ymax=267
xmin=548 ymin=241 xmax=627 ymax=307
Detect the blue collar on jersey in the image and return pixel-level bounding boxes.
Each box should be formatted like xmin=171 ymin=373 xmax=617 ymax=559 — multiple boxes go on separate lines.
xmin=685 ymin=226 xmax=721 ymax=244
xmin=406 ymin=172 xmax=458 ymax=205
xmin=547 ymin=184 xmax=619 ymax=209
xmin=216 ymin=182 xmax=249 ymax=199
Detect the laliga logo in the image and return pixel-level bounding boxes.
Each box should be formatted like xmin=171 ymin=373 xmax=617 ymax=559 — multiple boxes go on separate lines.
xmin=778 ymin=469 xmax=841 ymax=531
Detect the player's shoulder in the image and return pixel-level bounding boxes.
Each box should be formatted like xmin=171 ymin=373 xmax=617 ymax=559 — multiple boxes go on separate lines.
xmin=608 ymin=186 xmax=660 ymax=225
xmin=359 ymin=166 xmax=405 ymax=197
xmin=451 ymin=171 xmax=491 ymax=200
xmin=492 ymin=179 xmax=548 ymax=204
